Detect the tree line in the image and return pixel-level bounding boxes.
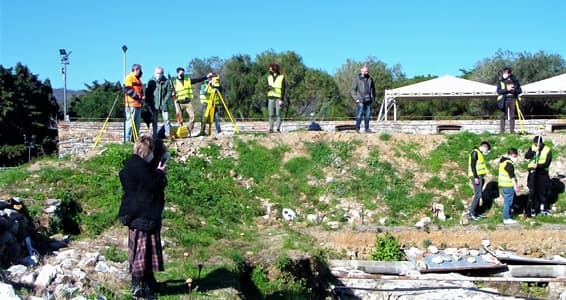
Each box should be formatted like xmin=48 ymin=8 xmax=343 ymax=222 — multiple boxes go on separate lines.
xmin=1 ymin=49 xmax=565 ymax=165
xmin=67 ymin=49 xmax=566 ymax=121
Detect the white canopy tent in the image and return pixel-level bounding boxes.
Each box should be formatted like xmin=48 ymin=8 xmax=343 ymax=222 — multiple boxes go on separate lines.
xmin=521 ymin=73 xmax=566 ymax=97
xmin=378 ymin=75 xmax=497 ymax=122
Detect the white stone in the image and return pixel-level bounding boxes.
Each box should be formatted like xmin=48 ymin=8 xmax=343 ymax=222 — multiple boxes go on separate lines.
xmin=71 ymin=268 xmax=87 ymax=281
xmin=78 ymin=252 xmax=99 ymax=267
xmin=7 ymin=265 xmax=27 ymax=277
xmin=55 ymin=284 xmax=79 ymax=298
xmin=44 ymin=206 xmax=57 ymax=213
xmin=56 ymin=249 xmax=76 ymax=263
xmin=481 ymin=239 xmax=490 ymax=248
xmin=20 ymin=272 xmax=37 ymax=285
xmin=327 ymin=221 xmax=340 ymax=229
xmin=282 ymin=208 xmax=296 ymax=221
xmin=46 ymin=199 xmax=61 ymax=206
xmin=415 ymin=217 xmax=431 ymax=229
xmin=306 ymin=214 xmax=319 ymax=223
xmin=427 ymin=245 xmax=439 ymax=254
xmin=34 ymin=264 xmax=58 ymax=288
xmin=0 ymin=282 xmax=20 ymax=300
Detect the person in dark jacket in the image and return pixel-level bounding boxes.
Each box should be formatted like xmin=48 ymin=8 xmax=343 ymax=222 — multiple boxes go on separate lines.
xmin=351 ymin=66 xmax=376 ymax=133
xmin=145 ymin=67 xmax=173 ymax=138
xmin=118 ymin=135 xmax=167 ymax=297
xmin=496 ymin=67 xmax=522 ymax=134
xmin=524 ymin=136 xmax=552 ymax=216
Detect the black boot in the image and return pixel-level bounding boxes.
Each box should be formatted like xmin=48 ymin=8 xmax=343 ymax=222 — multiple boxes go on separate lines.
xmin=131 ymin=278 xmax=145 ymax=298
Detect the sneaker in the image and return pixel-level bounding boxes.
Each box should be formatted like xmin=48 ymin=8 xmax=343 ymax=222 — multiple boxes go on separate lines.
xmin=132 ymin=283 xmax=146 ymax=298
xmin=540 ymin=210 xmax=552 ymax=216
xmin=269 ymin=129 xmax=274 ymax=133
xmin=467 ymin=213 xmax=479 ymax=221
xmin=477 ymin=214 xmax=487 ymax=219
xmin=503 ymin=219 xmax=518 ymax=225
xmin=365 ymin=129 xmax=372 ymax=133
xmin=355 ymin=129 xmax=360 ymax=133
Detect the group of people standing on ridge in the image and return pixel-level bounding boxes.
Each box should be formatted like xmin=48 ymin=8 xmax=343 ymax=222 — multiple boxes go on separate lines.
xmin=467 ymin=136 xmax=553 ymax=225
xmin=122 ymin=63 xmax=288 ymax=140
xmin=123 ymin=64 xmax=221 ymax=141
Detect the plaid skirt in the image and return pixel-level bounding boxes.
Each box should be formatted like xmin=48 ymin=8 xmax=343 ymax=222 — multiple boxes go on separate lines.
xmin=128 ymin=228 xmax=164 ymax=279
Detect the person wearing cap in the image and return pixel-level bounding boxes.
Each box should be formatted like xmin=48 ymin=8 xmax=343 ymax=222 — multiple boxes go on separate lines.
xmin=171 ymin=68 xmax=210 ymax=136
xmin=124 ymin=64 xmax=144 ymax=142
xmin=496 ymin=67 xmax=522 ymax=134
xmin=467 ymin=141 xmax=491 ymax=221
xmin=524 ymin=136 xmax=552 ymax=216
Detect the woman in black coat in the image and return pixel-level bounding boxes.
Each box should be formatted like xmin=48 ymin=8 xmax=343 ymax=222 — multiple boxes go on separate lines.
xmin=118 ymin=135 xmax=167 ymax=297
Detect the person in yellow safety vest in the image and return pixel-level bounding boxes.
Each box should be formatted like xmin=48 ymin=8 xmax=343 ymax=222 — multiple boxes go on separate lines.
xmin=197 ymin=74 xmax=222 ymax=136
xmin=467 ymin=141 xmax=491 ymax=221
xmin=498 ymin=148 xmax=520 ymax=225
xmin=524 ymin=136 xmax=552 ymax=217
xmin=496 ymin=67 xmax=522 ymax=134
xmin=267 ymin=63 xmax=286 ymax=133
xmin=171 ymin=67 xmax=209 ymax=136
xmin=123 ymin=64 xmax=145 ymax=142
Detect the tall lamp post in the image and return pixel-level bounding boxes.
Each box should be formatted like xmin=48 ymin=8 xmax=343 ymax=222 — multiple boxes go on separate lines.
xmin=122 ymin=45 xmax=128 ymax=143
xmin=59 ymin=49 xmax=72 ymax=122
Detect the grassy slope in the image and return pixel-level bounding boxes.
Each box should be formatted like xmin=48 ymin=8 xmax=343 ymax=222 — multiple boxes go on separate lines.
xmin=1 ymin=132 xmax=564 ymax=299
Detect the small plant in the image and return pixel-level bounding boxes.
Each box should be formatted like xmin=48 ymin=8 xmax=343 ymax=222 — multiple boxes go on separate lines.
xmin=371 ymin=232 xmax=404 ymax=261
xmin=379 ymin=133 xmax=391 ymax=141
xmin=422 ymin=239 xmax=432 ymax=248
xmin=103 ymin=245 xmax=128 ymax=263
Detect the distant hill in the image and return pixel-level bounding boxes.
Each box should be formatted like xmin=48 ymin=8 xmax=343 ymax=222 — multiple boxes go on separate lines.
xmin=53 ymin=88 xmax=85 ymax=106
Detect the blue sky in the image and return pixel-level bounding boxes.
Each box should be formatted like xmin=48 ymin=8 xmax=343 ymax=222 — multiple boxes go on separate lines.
xmin=1 ymin=0 xmax=565 ymax=90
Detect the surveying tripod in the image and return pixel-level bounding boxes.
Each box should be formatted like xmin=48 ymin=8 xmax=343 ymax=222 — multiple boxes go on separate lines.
xmin=202 ymin=84 xmax=240 ymax=135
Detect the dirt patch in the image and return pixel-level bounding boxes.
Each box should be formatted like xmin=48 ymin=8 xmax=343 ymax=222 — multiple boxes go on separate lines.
xmin=305 ymin=224 xmax=566 ymax=259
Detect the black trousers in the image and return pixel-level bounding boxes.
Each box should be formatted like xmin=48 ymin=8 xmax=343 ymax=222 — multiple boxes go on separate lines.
xmin=527 ymin=171 xmax=550 ymax=213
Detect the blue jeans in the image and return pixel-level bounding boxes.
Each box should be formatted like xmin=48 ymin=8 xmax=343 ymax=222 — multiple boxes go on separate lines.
xmin=125 ymin=107 xmax=141 ymax=142
xmin=355 ymin=102 xmax=371 ymax=130
xmin=502 ymin=187 xmax=515 ymax=220
xmin=201 ymin=104 xmax=221 ymax=133
xmin=152 ymin=108 xmax=170 ymax=138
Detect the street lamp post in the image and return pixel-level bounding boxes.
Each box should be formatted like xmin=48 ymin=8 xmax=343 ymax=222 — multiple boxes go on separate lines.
xmin=59 ymin=49 xmax=72 ymax=122
xmin=122 ymin=45 xmax=128 ymax=143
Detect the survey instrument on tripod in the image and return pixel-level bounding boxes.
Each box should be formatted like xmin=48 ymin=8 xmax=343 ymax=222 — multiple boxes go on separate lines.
xmin=203 ymin=75 xmax=240 ymax=135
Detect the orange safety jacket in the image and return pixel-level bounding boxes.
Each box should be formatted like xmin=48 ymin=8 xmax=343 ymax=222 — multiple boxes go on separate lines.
xmin=124 ymin=72 xmax=144 ymax=108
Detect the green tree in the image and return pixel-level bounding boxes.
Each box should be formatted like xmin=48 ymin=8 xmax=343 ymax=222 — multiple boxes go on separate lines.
xmin=70 ymin=80 xmax=123 ymax=120
xmin=0 ymin=63 xmax=59 ymax=166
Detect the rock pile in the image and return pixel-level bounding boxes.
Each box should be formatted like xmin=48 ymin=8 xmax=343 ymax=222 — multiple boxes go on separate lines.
xmin=0 ymin=197 xmax=36 ymax=267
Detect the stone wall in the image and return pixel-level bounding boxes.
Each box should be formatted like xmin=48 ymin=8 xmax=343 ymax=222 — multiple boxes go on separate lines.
xmin=57 ymin=119 xmax=566 ymax=156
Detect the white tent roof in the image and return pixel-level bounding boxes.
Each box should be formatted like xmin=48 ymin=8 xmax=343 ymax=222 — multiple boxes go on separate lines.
xmin=521 ymin=73 xmax=566 ymax=96
xmin=385 ymin=75 xmax=496 ymax=98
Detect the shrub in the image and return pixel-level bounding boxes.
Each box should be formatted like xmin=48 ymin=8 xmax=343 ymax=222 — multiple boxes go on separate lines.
xmin=371 ymin=232 xmax=404 ymax=261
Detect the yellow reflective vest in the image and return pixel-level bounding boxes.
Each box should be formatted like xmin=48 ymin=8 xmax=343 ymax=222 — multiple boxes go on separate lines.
xmin=199 ymin=82 xmax=216 ymax=104
xmin=172 ymin=77 xmax=193 ymax=102
xmin=527 ymin=145 xmax=551 ymax=170
xmin=468 ymin=148 xmax=488 ymax=177
xmin=498 ymin=159 xmax=515 ymax=188
xmin=267 ymin=74 xmax=284 ymax=99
